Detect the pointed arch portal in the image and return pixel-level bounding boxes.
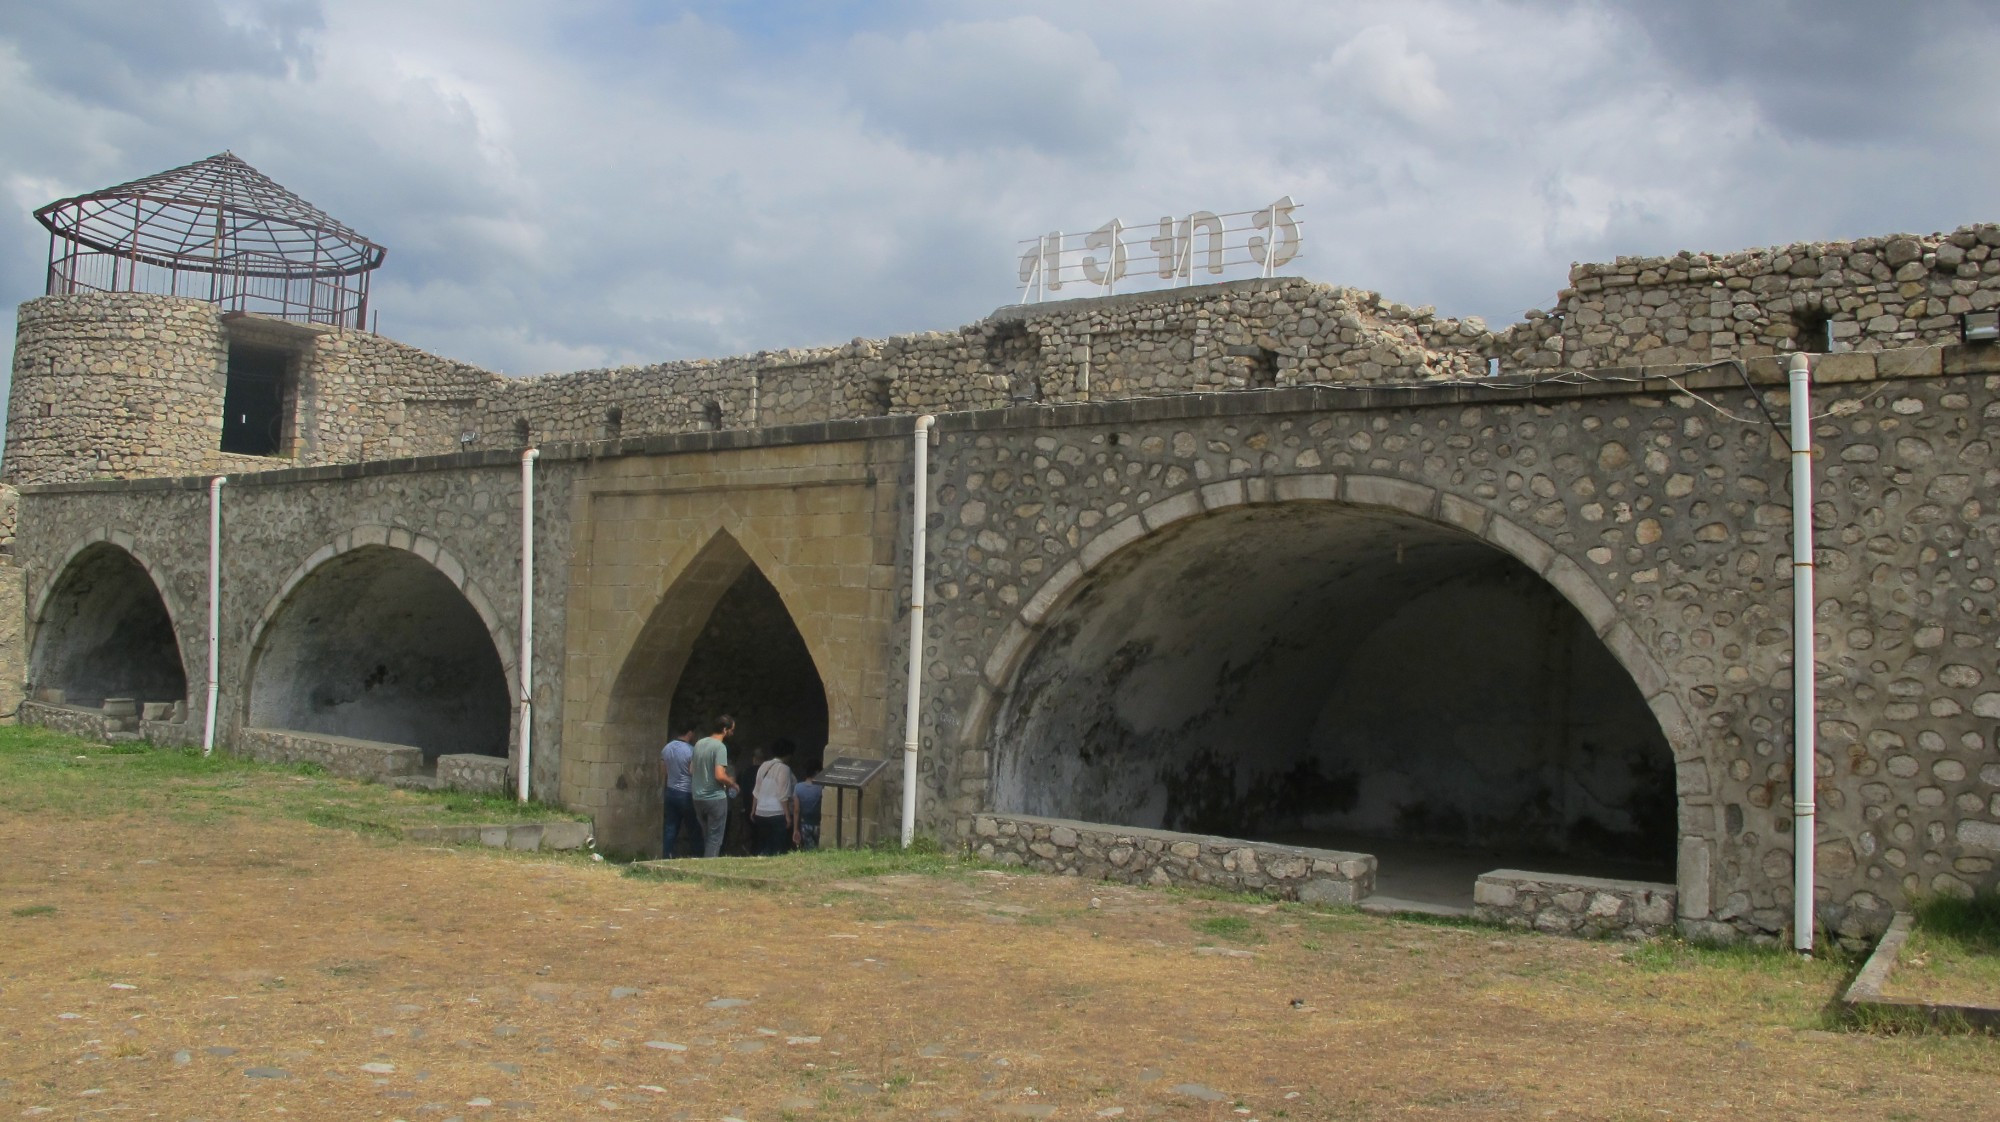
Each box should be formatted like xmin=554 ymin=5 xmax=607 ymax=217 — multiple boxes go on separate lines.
xmin=598 ymin=532 xmax=830 ymax=856
xmin=30 ymin=542 xmax=187 ymax=709
xmin=992 ymin=502 xmax=1675 ymax=908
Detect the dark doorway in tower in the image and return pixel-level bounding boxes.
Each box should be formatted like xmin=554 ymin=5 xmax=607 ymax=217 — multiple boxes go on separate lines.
xmin=246 ymin=546 xmax=510 ymax=764
xmin=30 ymin=543 xmax=187 ymax=710
xmin=669 ymin=567 xmax=829 ymax=778
xmin=220 ymin=343 xmax=291 ymax=456
xmin=992 ymin=503 xmax=1676 ymax=911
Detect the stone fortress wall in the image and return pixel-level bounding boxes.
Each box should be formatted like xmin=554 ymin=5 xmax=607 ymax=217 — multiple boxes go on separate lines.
xmin=9 ymin=219 xmax=2000 ymax=944
xmin=1494 ymin=225 xmax=2000 ymax=370
xmin=11 ymin=222 xmax=1996 ymax=489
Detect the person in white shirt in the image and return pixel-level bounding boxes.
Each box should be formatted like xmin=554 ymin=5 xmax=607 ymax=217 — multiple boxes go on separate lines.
xmin=750 ymin=739 xmax=799 ymax=856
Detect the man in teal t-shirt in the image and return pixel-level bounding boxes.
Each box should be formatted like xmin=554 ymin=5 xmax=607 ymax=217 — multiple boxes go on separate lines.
xmin=690 ymin=715 xmax=738 ymax=857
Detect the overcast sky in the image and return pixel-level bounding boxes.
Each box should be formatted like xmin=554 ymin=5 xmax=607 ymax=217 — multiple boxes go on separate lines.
xmin=3 ymin=0 xmax=1997 ymax=384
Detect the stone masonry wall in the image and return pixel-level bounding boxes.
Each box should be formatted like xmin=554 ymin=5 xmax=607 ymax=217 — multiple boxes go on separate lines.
xmin=11 ymin=453 xmax=580 ymax=803
xmin=5 ymin=295 xmax=226 ymax=485
xmin=1495 ymin=224 xmax=2000 ymax=371
xmin=1473 ymin=869 xmax=1678 ymax=939
xmin=917 ymin=345 xmax=2000 ymax=944
xmin=466 ymin=278 xmax=1496 ymax=450
xmin=971 ymin=812 xmax=1376 ymax=904
xmin=236 ymin=726 xmax=422 ymax=781
xmin=13 ymin=222 xmax=1999 ymax=493
xmin=20 ymin=700 xmax=124 ymax=742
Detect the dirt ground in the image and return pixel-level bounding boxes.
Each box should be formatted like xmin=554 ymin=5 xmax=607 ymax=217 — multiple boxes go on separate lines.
xmin=4 ymin=814 xmax=1999 ymax=1121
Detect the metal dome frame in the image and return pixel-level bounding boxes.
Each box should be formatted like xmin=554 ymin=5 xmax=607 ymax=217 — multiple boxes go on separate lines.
xmin=36 ymin=152 xmax=386 ymax=328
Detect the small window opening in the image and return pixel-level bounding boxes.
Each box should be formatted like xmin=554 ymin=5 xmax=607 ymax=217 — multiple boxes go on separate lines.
xmin=220 ymin=344 xmax=291 ymax=456
xmin=604 ymin=406 xmax=623 ymax=441
xmin=514 ymin=417 xmax=531 ymax=446
xmin=1793 ymin=309 xmax=1833 ymax=354
xmin=989 ymin=322 xmax=1043 ymax=403
xmin=703 ymin=400 xmax=724 ymax=430
xmin=865 ymin=377 xmax=893 ymax=417
xmin=1486 ymin=356 xmax=1502 ymax=377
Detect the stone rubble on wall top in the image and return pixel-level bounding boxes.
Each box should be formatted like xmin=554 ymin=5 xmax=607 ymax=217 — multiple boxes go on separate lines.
xmin=8 ymin=222 xmax=2000 ymax=489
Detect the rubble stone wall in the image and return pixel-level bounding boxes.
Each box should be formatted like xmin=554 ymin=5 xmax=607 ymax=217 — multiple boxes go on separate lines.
xmin=235 ymin=726 xmax=422 ymax=780
xmin=1473 ymin=869 xmax=1678 ymax=939
xmin=14 ymin=223 xmax=1999 ymax=491
xmin=1496 ymin=225 xmax=2000 ymax=371
xmin=4 ymin=295 xmax=226 ymax=485
xmin=970 ymin=812 xmax=1376 ymax=904
xmin=919 ymin=344 xmax=2000 ymax=946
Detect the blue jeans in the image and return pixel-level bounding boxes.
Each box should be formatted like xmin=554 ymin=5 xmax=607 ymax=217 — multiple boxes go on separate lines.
xmin=661 ymin=789 xmax=695 ymax=858
xmin=694 ymin=797 xmax=730 ymax=858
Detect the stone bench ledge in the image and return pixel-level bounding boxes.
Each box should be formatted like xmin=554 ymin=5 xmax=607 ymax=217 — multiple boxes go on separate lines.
xmin=1474 ymin=868 xmax=1677 ymax=938
xmin=966 ymin=812 xmax=1375 ymax=904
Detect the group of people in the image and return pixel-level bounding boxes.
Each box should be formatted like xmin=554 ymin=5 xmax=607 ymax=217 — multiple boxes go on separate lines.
xmin=659 ymin=714 xmax=826 ymax=858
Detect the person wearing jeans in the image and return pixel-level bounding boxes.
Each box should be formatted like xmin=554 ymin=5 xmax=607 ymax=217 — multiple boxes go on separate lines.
xmin=659 ymin=724 xmax=698 ymax=858
xmin=750 ymin=739 xmax=798 ymax=856
xmin=689 ymin=715 xmax=738 ymax=857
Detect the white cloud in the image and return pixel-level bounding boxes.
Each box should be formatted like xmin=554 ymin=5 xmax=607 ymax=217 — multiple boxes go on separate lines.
xmin=844 ymin=16 xmax=1129 ymax=158
xmin=1312 ymin=25 xmax=1449 ymax=129
xmin=1 ymin=0 xmax=1997 ymax=401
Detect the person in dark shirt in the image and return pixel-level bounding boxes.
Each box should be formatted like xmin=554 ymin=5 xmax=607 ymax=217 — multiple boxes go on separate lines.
xmin=793 ymin=761 xmax=825 ymax=850
xmin=658 ymin=723 xmax=698 ymax=858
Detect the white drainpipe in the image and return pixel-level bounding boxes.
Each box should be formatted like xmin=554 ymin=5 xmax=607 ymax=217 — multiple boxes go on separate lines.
xmin=901 ymin=415 xmax=936 ymax=847
xmin=517 ymin=447 xmax=540 ymax=804
xmin=201 ymin=475 xmax=226 ymax=756
xmin=1788 ymin=352 xmax=1817 ymax=953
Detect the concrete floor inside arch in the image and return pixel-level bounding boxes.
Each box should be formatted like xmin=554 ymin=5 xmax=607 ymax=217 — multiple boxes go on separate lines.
xmin=991 ymin=503 xmax=1678 ymax=910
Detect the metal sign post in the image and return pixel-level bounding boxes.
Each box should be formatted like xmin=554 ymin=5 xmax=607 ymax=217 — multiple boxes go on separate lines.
xmin=817 ymin=756 xmax=891 ymax=849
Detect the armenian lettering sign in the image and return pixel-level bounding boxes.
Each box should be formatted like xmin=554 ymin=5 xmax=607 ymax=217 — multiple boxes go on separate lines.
xmin=1018 ymin=197 xmax=1303 ymax=303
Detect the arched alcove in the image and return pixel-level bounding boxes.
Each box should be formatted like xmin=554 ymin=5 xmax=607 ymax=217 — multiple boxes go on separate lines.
xmin=246 ymin=545 xmax=510 ymax=760
xmin=597 ymin=531 xmax=830 ymax=856
xmin=30 ymin=542 xmax=187 ymax=708
xmin=991 ymin=502 xmax=1675 ymax=905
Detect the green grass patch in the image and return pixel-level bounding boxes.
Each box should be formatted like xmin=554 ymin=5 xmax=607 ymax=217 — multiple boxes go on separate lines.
xmin=1911 ymin=890 xmax=2000 ymax=955
xmin=1193 ymin=914 xmax=1263 ymax=943
xmin=626 ymin=836 xmax=985 ymax=886
xmin=11 ymin=904 xmax=57 ymax=918
xmin=1883 ymin=891 xmax=2000 ymax=1009
xmin=0 ymin=724 xmax=585 ymax=837
xmin=1621 ymin=936 xmax=1834 ymax=975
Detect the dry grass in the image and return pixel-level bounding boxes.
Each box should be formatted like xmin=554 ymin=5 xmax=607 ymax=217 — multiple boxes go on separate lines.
xmin=3 ymin=729 xmax=1999 ymax=1119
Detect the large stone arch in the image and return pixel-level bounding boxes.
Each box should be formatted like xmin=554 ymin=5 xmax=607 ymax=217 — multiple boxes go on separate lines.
xmin=578 ymin=519 xmax=836 ymax=855
xmin=968 ymin=472 xmax=1699 ymax=902
xmin=28 ymin=529 xmax=192 ymax=709
xmin=239 ymin=526 xmax=516 ymax=761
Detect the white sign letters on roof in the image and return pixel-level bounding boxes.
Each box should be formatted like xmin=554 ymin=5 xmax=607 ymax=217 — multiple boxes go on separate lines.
xmin=1017 ymin=197 xmax=1303 ymax=303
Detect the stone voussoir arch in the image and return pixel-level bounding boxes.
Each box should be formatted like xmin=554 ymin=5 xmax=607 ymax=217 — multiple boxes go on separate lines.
xmin=242 ymin=524 xmax=520 ymax=704
xmin=31 ymin=526 xmax=194 ymax=655
xmin=583 ymin=509 xmax=849 ymax=735
xmin=966 ymin=470 xmax=1699 ymax=790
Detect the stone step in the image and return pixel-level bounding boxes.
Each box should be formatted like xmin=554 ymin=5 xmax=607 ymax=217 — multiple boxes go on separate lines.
xmin=1356 ymin=895 xmax=1473 ymax=919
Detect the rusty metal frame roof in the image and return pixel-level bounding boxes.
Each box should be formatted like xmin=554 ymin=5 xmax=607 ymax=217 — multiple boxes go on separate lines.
xmin=35 ymin=151 xmax=385 ymax=280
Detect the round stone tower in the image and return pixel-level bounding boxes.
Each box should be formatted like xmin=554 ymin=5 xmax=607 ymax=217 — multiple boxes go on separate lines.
xmin=4 ymin=153 xmax=385 ymax=486
xmin=5 ymin=294 xmax=228 ymax=485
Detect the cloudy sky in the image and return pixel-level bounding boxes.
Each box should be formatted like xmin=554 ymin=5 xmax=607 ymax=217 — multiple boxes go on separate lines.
xmin=3 ymin=0 xmax=1997 ymax=384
